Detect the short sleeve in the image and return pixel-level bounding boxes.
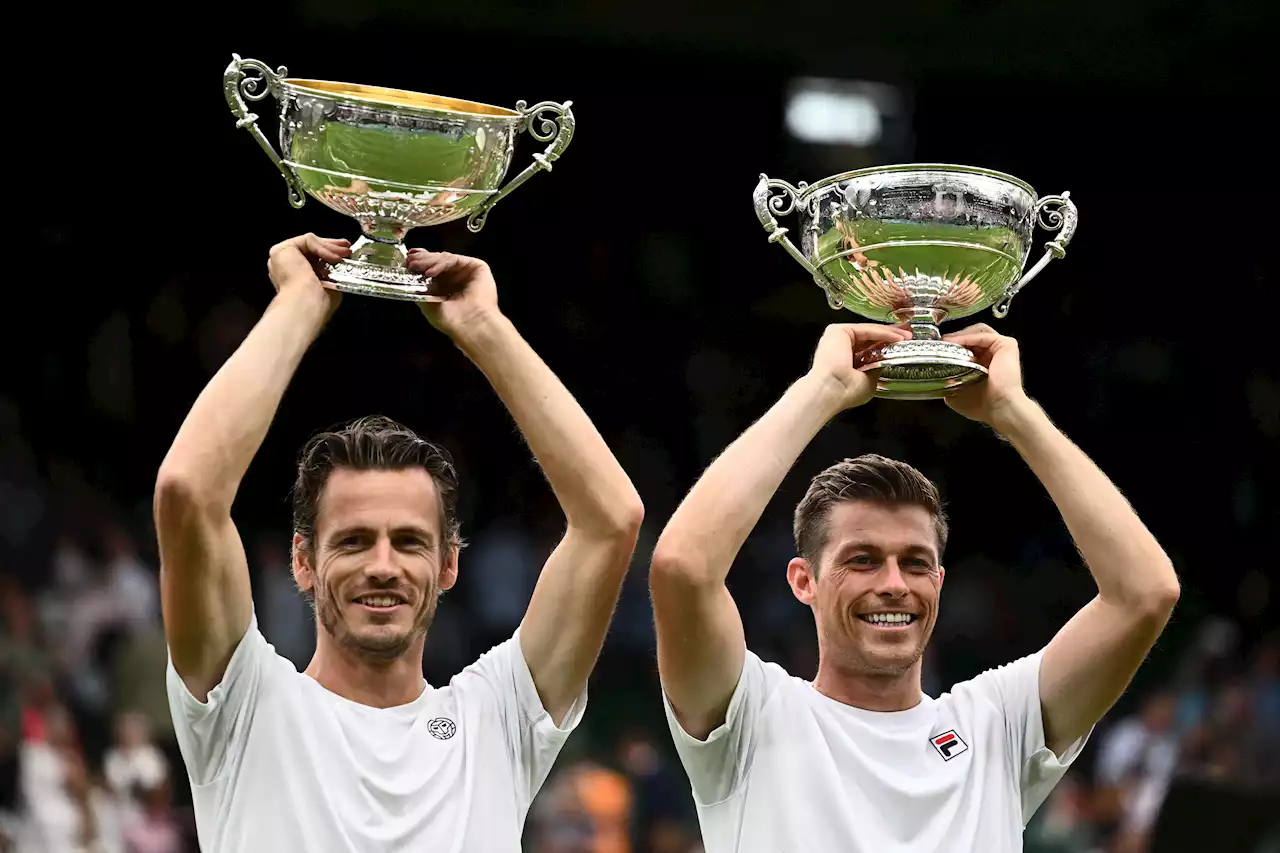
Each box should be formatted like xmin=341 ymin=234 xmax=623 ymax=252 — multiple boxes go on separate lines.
xmin=661 ymin=650 xmax=778 ymax=807
xmin=964 ymin=650 xmax=1092 ymax=824
xmin=460 ymin=629 xmax=586 ymax=808
xmin=165 ymin=615 xmax=271 ymax=787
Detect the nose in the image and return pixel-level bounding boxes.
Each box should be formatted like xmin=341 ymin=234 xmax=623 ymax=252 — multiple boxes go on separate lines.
xmin=875 ymin=560 xmax=910 ymax=599
xmin=365 ymin=536 xmax=400 ymax=583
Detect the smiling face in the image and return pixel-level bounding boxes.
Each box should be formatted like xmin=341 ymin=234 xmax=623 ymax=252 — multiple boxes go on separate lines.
xmin=789 ymin=500 xmax=943 ymax=677
xmin=293 ymin=467 xmax=457 ymax=662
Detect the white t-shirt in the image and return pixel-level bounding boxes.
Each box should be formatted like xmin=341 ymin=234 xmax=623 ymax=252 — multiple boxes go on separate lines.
xmin=663 ymin=649 xmax=1089 ymax=853
xmin=166 ymin=615 xmax=585 ymax=853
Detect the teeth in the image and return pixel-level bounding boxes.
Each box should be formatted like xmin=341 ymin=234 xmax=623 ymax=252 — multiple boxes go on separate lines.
xmin=358 ymin=596 xmax=400 ymax=608
xmin=862 ymin=613 xmax=915 ymax=625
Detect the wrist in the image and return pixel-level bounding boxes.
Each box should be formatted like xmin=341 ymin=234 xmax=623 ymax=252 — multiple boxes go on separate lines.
xmin=990 ymin=394 xmax=1045 ymax=439
xmin=797 ymin=371 xmax=854 ymax=420
xmin=271 ymin=284 xmax=332 ymax=326
xmin=447 ymin=308 xmax=512 ymax=354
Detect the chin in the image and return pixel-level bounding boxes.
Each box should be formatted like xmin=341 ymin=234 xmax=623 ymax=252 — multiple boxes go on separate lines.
xmin=851 ymin=639 xmax=924 ymax=674
xmin=346 ymin=628 xmax=415 ymax=660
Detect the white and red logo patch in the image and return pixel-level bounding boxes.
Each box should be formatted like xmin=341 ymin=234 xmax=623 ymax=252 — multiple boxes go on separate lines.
xmin=930 ymin=729 xmax=969 ymax=761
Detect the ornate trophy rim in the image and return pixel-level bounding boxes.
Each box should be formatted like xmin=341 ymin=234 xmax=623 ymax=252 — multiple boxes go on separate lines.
xmin=799 ymin=162 xmax=1037 ymax=199
xmin=281 ymin=77 xmax=525 ymax=121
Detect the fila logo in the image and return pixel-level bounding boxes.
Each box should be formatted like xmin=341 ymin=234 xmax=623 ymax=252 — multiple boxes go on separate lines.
xmin=930 ymin=729 xmax=969 ymax=761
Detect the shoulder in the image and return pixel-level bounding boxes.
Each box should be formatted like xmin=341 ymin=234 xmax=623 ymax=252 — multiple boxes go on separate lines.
xmin=737 ymin=650 xmax=809 ymax=714
xmin=440 ymin=632 xmax=536 ymax=718
xmin=939 ymin=652 xmax=1045 ymax=717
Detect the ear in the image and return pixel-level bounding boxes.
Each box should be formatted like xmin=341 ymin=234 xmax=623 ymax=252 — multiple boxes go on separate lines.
xmin=292 ymin=532 xmax=315 ymax=594
xmin=787 ymin=556 xmax=818 ymax=606
xmin=438 ymin=545 xmax=459 ymax=592
xmin=937 ymin=564 xmax=945 ymax=591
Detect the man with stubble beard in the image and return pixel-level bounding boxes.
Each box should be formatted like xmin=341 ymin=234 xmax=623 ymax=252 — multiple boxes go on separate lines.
xmin=649 ymin=322 xmax=1181 ymax=851
xmin=156 ymin=235 xmax=643 ymax=852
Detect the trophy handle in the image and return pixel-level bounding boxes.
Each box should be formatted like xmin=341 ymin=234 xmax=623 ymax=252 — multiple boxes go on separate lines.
xmin=753 ymin=175 xmax=845 ymax=307
xmin=992 ymin=192 xmax=1078 ymax=318
xmin=223 ymin=54 xmax=307 ymax=210
xmin=466 ymin=101 xmax=575 ymax=233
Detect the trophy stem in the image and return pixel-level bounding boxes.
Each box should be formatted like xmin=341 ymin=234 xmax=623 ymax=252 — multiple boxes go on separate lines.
xmin=322 ymin=236 xmax=440 ymax=302
xmin=864 ymin=305 xmax=986 ymax=400
xmin=347 ymin=236 xmax=408 ymax=269
xmin=891 ymin=307 xmax=948 ymax=341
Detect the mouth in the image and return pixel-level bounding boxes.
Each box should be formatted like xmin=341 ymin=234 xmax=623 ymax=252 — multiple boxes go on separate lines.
xmin=856 ymin=612 xmax=918 ymax=630
xmin=352 ymin=594 xmax=407 ymax=613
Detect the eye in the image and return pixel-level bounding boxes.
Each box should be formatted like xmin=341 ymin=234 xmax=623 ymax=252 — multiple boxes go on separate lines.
xmin=850 ymin=554 xmax=876 ymax=567
xmin=338 ymin=535 xmax=364 ymax=549
xmin=903 ymin=558 xmax=933 ymax=572
xmin=393 ymin=535 xmax=429 ymax=552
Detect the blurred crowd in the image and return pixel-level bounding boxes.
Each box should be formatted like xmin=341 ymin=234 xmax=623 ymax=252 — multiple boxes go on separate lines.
xmin=0 ymin=485 xmax=1275 ymax=852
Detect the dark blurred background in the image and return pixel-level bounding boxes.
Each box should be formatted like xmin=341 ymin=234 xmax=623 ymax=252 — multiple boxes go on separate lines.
xmin=2 ymin=0 xmax=1275 ymax=851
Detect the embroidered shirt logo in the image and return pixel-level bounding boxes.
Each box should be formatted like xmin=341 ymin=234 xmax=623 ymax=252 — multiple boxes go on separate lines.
xmin=930 ymin=729 xmax=969 ymax=761
xmin=428 ymin=717 xmax=457 ymax=740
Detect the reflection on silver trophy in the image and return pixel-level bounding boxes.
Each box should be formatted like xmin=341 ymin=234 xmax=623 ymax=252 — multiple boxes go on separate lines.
xmin=754 ymin=164 xmax=1078 ymax=400
xmin=224 ymin=54 xmax=575 ymax=301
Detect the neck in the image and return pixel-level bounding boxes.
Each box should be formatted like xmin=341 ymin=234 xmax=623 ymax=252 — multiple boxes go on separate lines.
xmin=812 ymin=657 xmax=923 ymax=712
xmin=304 ymin=633 xmax=427 ymax=708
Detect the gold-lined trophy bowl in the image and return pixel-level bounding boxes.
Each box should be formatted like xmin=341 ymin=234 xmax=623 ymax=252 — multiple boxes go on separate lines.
xmin=754 ymin=164 xmax=1078 ymax=400
xmin=224 ymin=54 xmax=575 ymax=301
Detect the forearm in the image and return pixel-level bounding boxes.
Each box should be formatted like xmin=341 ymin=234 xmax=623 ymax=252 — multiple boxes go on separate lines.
xmin=452 ymin=312 xmax=641 ymax=534
xmin=654 ymin=373 xmax=847 ymax=584
xmin=157 ymin=288 xmax=330 ymax=509
xmin=995 ymin=399 xmax=1179 ymax=608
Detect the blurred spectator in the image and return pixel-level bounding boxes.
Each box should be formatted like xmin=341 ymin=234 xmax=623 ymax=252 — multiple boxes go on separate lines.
xmin=18 ymin=705 xmax=122 ymax=853
xmin=252 ymin=533 xmax=314 ymax=670
xmin=120 ymin=778 xmax=181 ymax=853
xmin=103 ymin=713 xmax=167 ymax=826
xmin=1024 ymin=772 xmax=1096 ymax=853
xmin=1093 ymin=691 xmax=1179 ymax=849
xmin=529 ymin=771 xmax=595 ymax=853
xmin=564 ymin=761 xmax=633 ymax=853
xmin=615 ymin=731 xmax=699 ymax=853
xmin=463 ymin=515 xmax=540 ymax=651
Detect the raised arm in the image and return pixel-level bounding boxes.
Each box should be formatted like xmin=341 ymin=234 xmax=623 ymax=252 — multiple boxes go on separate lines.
xmin=409 ymin=251 xmax=644 ymax=725
xmin=943 ymin=324 xmax=1181 ymax=756
xmin=155 ymin=234 xmax=349 ymax=701
xmin=650 ymin=323 xmax=911 ymax=739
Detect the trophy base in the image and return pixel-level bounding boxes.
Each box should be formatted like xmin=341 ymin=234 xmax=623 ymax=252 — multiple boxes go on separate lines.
xmin=862 ymin=340 xmax=988 ymax=400
xmin=323 ymin=258 xmax=442 ymax=303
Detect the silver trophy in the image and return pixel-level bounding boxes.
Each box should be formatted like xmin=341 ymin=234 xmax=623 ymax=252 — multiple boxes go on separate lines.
xmin=754 ymin=164 xmax=1078 ymax=399
xmin=224 ymin=55 xmax=575 ymax=301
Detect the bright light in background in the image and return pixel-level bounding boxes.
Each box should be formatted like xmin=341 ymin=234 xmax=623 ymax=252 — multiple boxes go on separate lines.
xmin=784 ymin=78 xmax=904 ymax=149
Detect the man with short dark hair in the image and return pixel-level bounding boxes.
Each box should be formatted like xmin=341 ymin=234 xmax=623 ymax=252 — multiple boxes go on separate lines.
xmin=649 ymin=322 xmax=1180 ymax=852
xmin=156 ymin=235 xmax=643 ymax=852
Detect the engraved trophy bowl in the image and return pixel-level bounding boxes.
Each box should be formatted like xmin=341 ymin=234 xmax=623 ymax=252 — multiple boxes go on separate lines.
xmin=754 ymin=164 xmax=1078 ymax=400
xmin=224 ymin=54 xmax=575 ymax=301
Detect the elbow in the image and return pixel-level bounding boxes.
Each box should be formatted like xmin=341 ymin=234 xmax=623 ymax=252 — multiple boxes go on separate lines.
xmin=602 ymin=491 xmax=645 ymax=543
xmin=1152 ymin=575 xmax=1182 ymax=613
xmin=154 ymin=466 xmax=222 ymax=523
xmin=1136 ymin=564 xmax=1181 ymax=619
xmin=574 ymin=490 xmax=645 ymax=544
xmin=614 ymin=492 xmax=646 ymax=540
xmin=649 ymin=539 xmax=713 ymax=589
xmin=154 ymin=468 xmax=198 ymax=515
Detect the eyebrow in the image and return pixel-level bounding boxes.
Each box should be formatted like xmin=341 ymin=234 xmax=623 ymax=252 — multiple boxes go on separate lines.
xmin=327 ymin=525 xmax=437 ymax=547
xmin=831 ymin=541 xmax=936 ymax=560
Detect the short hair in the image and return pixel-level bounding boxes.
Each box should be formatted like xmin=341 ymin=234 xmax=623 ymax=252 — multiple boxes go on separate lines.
xmin=793 ymin=454 xmax=948 ymax=563
xmin=291 ymin=415 xmax=463 ymax=555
